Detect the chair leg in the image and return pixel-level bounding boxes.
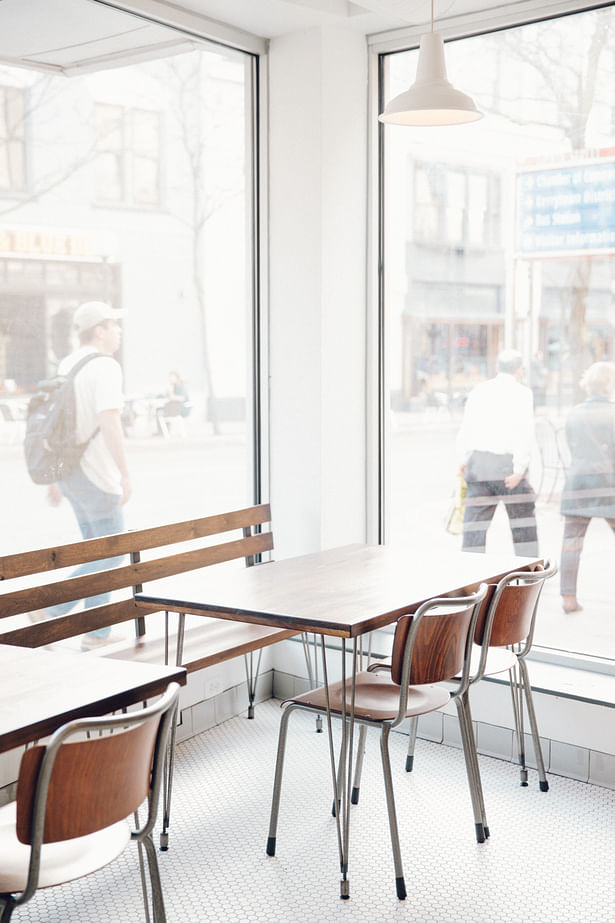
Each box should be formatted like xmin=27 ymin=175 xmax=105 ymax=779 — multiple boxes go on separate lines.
xmin=266 ymin=704 xmax=295 ymax=856
xmin=142 ymin=833 xmax=167 ymax=923
xmin=0 ymin=897 xmax=16 ymax=922
xmin=518 ymin=658 xmax=549 ymax=792
xmin=455 ymin=694 xmax=488 ymax=843
xmin=508 ymin=664 xmax=528 ymax=786
xmin=379 ymin=725 xmax=407 ymax=900
xmin=160 ymin=715 xmax=178 ymax=851
xmin=405 ymin=716 xmax=419 ymax=772
xmin=351 ymin=724 xmax=367 ymax=804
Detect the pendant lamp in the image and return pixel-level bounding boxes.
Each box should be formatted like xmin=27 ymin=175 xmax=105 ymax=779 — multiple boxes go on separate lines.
xmin=379 ymin=0 xmax=482 ymax=127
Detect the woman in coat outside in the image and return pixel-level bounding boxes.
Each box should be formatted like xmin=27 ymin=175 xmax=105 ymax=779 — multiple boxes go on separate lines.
xmin=560 ymin=361 xmax=615 ymax=613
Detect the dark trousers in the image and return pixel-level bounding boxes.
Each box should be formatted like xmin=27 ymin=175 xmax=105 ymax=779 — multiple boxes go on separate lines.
xmin=462 ymin=477 xmax=538 ymax=556
xmin=560 ymin=515 xmax=615 ymax=596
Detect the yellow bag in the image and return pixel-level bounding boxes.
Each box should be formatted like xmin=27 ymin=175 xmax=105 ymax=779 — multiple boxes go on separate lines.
xmin=445 ymin=472 xmax=466 ymax=535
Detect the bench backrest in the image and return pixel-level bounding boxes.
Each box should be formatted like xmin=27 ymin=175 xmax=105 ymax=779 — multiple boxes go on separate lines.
xmin=0 ymin=504 xmax=273 ymax=648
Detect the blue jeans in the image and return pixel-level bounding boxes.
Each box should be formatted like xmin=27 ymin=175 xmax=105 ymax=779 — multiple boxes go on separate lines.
xmin=49 ymin=466 xmax=125 ymax=638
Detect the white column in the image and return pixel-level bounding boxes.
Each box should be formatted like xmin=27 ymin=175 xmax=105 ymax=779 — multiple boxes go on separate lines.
xmin=268 ymin=27 xmax=367 ymax=557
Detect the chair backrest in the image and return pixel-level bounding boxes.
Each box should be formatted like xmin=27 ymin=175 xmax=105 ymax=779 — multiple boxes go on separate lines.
xmin=474 ymin=581 xmax=542 ymax=647
xmin=473 ymin=560 xmax=556 ymax=650
xmin=391 ymin=586 xmax=487 ymax=688
xmin=15 ymin=682 xmax=179 ymax=846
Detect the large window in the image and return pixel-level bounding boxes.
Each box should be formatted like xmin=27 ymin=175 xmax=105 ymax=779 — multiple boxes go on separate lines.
xmin=0 ymin=23 xmax=260 ymax=555
xmin=380 ymin=6 xmax=615 ymax=665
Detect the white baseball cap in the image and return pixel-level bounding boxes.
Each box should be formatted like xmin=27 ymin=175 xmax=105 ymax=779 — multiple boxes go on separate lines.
xmin=73 ymin=301 xmax=123 ymax=333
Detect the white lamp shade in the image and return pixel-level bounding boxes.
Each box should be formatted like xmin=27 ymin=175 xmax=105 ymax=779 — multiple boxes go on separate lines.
xmin=379 ymin=32 xmax=482 ymax=126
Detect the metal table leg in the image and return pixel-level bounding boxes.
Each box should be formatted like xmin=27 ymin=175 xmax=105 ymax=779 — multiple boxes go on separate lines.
xmin=320 ymin=635 xmax=358 ymax=899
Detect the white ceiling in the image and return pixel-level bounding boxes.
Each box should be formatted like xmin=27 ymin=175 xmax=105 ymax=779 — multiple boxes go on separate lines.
xmin=0 ymin=0 xmax=581 ymax=73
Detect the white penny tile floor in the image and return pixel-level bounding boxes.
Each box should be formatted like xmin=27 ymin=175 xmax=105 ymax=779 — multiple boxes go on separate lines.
xmin=16 ymin=699 xmax=615 ymax=922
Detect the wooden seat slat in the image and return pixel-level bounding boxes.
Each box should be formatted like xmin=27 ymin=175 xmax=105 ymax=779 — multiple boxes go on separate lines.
xmin=108 ymin=620 xmax=296 ymax=672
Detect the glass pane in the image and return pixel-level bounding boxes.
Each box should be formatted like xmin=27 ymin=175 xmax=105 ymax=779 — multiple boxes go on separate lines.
xmin=95 ymin=103 xmax=123 ymax=149
xmin=132 ymin=109 xmax=159 ymax=154
xmin=132 ymin=154 xmax=158 ymax=204
xmin=382 ymin=7 xmax=615 ymax=661
xmin=95 ymin=151 xmax=123 ymax=201
xmin=0 ymin=34 xmax=256 ymax=587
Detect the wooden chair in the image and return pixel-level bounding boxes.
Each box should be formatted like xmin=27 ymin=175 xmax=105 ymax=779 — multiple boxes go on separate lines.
xmin=0 ymin=682 xmax=180 ymax=923
xmin=266 ymin=586 xmax=487 ymax=902
xmin=404 ymin=561 xmax=557 ymax=835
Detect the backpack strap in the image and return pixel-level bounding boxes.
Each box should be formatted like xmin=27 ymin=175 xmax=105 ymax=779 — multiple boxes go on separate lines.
xmin=66 ymin=351 xmax=108 ymax=444
xmin=65 ymin=350 xmax=106 ymax=380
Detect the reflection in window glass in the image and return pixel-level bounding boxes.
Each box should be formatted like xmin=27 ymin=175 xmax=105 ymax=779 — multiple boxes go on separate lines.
xmin=382 ymin=7 xmax=615 ymax=661
xmin=0 ymin=40 xmax=256 ymax=563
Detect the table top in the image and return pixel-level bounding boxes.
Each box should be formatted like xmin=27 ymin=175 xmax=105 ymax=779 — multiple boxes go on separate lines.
xmin=136 ymin=543 xmax=541 ymax=639
xmin=0 ymin=644 xmax=186 ymax=753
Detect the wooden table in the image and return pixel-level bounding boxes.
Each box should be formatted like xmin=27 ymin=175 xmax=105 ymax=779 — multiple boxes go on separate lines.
xmin=0 ymin=644 xmax=186 ymax=753
xmin=135 ymin=543 xmax=540 ymax=638
xmin=135 ymin=543 xmax=541 ymax=897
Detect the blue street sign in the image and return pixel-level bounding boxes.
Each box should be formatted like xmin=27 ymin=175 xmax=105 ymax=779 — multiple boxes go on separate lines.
xmin=517 ymin=161 xmax=615 ymax=254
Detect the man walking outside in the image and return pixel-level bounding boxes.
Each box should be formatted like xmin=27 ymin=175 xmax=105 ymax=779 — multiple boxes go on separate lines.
xmin=40 ymin=301 xmax=131 ymax=648
xmin=456 ymin=349 xmax=538 ymax=556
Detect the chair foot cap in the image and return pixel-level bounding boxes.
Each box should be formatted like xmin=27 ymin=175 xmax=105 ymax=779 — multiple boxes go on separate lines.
xmin=266 ymin=836 xmax=276 ymax=856
xmin=159 ymin=833 xmax=169 ymax=851
xmin=405 ymin=755 xmax=414 ymax=772
xmin=539 ymin=780 xmax=549 ymax=792
xmin=396 ymin=877 xmax=407 ymax=900
xmin=484 ymin=826 xmax=490 ymax=839
xmin=475 ymin=823 xmax=485 ymax=843
xmin=351 ymin=787 xmax=360 ymax=805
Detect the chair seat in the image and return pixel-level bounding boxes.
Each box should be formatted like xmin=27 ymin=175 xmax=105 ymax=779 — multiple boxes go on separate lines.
xmin=470 ymin=645 xmax=517 ymax=678
xmin=0 ymin=801 xmax=130 ymax=892
xmin=285 ymin=670 xmax=451 ymax=722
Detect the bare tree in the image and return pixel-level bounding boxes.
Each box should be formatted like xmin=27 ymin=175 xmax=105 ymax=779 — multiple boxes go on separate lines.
xmin=161 ymin=51 xmax=243 ymax=435
xmin=485 ymin=8 xmax=614 ymax=399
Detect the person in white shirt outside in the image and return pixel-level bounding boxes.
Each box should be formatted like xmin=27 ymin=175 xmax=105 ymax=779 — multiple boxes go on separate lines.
xmin=40 ymin=301 xmax=131 ymax=649
xmin=456 ymin=349 xmax=539 ymax=556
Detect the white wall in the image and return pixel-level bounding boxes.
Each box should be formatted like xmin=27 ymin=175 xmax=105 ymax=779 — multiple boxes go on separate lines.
xmin=268 ymin=27 xmax=367 ymax=557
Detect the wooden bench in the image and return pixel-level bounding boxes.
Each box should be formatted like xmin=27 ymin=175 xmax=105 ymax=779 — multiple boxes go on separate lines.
xmin=0 ymin=503 xmax=298 ymax=846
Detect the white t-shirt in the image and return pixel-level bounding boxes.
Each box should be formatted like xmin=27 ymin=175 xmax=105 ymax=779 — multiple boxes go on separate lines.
xmin=58 ymin=346 xmax=124 ymax=495
xmin=456 ymin=373 xmax=534 ymax=475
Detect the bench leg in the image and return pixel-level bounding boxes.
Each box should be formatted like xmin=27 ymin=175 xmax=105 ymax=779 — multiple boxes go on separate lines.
xmin=244 ymin=648 xmax=263 ymax=719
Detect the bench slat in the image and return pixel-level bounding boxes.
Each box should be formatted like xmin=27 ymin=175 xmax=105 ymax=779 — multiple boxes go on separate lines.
xmin=0 ymin=532 xmax=273 ymax=618
xmin=0 ymin=503 xmax=271 ymax=579
xmin=0 ymin=599 xmax=155 ymax=647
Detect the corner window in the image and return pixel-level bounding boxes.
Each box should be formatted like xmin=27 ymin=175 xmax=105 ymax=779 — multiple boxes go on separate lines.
xmin=0 ymin=21 xmax=261 ymax=559
xmin=379 ymin=6 xmax=615 ymax=666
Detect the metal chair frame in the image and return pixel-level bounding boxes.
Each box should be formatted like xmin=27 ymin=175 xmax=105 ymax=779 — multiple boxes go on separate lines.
xmin=0 ymin=683 xmax=179 ymax=923
xmin=266 ymin=586 xmax=487 ymax=901
xmin=403 ymin=560 xmax=557 ymax=835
